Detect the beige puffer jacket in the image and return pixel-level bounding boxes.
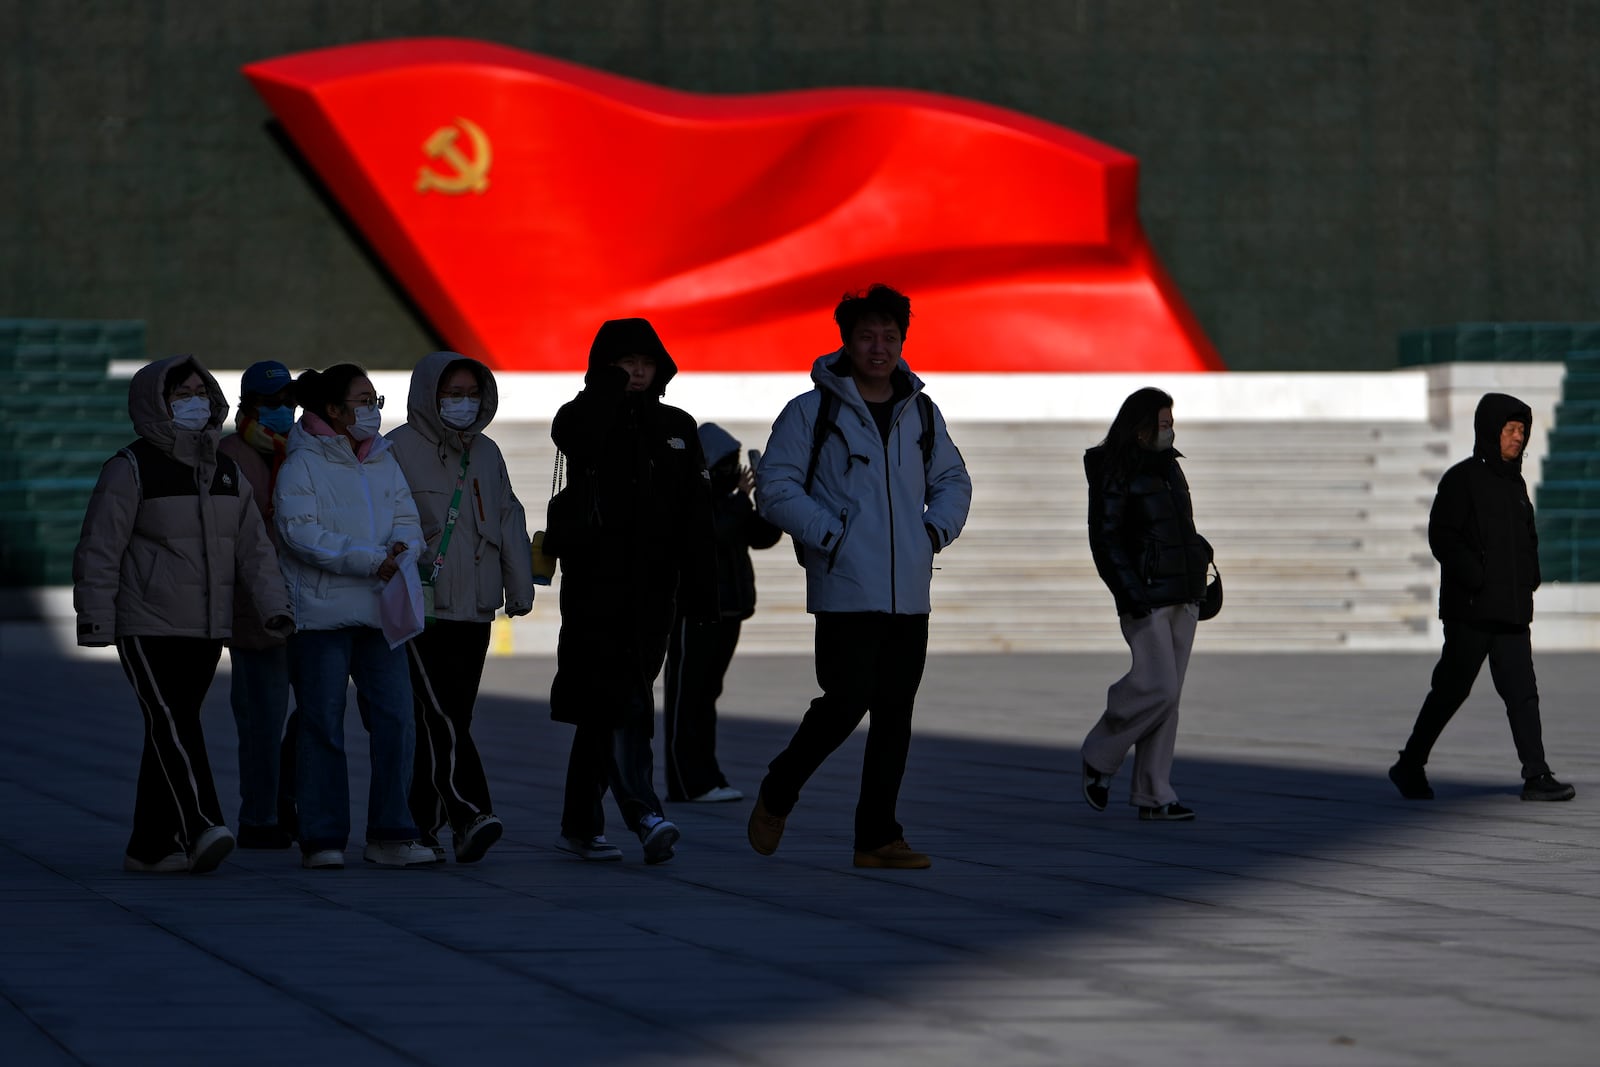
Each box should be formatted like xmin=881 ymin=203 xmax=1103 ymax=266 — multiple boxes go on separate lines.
xmin=384 ymin=351 xmax=534 ymax=623
xmin=71 ymin=355 xmax=293 ymax=646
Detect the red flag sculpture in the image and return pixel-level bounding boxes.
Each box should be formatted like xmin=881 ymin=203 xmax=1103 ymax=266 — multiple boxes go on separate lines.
xmin=244 ymin=38 xmax=1221 ymax=372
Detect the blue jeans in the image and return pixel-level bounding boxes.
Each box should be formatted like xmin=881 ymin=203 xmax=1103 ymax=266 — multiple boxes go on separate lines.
xmin=289 ymin=627 xmax=418 ymax=852
xmin=228 ymin=644 xmax=290 ymax=829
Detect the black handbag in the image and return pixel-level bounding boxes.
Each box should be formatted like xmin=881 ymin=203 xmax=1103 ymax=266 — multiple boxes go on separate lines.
xmin=1198 ymin=562 xmax=1223 ymax=621
xmin=539 ymin=451 xmax=597 ymax=560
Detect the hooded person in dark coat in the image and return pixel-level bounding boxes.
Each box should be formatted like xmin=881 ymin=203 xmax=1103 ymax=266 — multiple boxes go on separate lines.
xmin=1390 ymin=392 xmax=1575 ymax=802
xmin=547 ymin=318 xmax=718 ymax=863
xmin=662 ymin=423 xmax=782 ymax=804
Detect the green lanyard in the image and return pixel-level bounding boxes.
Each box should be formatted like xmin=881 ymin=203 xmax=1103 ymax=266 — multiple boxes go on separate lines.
xmin=425 ymin=448 xmax=471 ymax=587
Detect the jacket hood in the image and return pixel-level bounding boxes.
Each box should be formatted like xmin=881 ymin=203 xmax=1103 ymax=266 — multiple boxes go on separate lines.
xmin=1472 ymin=392 xmax=1533 ymax=463
xmin=588 ymin=318 xmax=677 ymax=396
xmin=697 ymin=422 xmax=740 ymax=467
xmin=406 ymin=350 xmax=499 ymax=441
xmin=129 ymin=354 xmax=228 ymax=462
xmin=811 ymin=349 xmax=924 ymax=408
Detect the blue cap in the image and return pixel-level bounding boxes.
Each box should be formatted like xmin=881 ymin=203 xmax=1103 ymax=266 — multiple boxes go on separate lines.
xmin=241 ymin=361 xmax=292 ymax=398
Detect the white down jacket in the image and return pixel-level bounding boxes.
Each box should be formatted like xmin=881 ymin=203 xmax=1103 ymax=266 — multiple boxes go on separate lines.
xmin=385 ymin=351 xmax=534 ymax=623
xmin=273 ymin=419 xmax=423 ymax=631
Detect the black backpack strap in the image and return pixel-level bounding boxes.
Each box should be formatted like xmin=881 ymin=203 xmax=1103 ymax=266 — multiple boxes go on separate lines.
xmin=915 ymin=392 xmax=935 ymax=474
xmin=801 ymin=389 xmax=841 ymax=495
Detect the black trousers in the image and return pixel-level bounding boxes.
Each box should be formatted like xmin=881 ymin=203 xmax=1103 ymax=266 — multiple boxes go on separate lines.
xmin=663 ymin=615 xmax=741 ymax=800
xmin=1401 ymin=620 xmax=1551 ymax=779
xmin=761 ymin=612 xmax=929 ymax=851
xmin=560 ymin=685 xmax=665 ymax=839
xmin=115 ymin=635 xmax=226 ymax=863
xmin=407 ymin=620 xmax=494 ymax=838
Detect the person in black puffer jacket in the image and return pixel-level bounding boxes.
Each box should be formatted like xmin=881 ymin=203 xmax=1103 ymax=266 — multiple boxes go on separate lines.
xmin=1080 ymin=388 xmax=1211 ymax=821
xmin=1389 ymin=392 xmax=1576 ymax=803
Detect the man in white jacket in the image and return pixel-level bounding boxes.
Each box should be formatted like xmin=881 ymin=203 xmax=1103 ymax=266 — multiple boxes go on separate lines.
xmin=748 ymin=285 xmax=972 ymax=869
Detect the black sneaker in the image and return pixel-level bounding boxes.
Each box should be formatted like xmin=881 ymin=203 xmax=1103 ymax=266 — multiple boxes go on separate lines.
xmin=1138 ymin=802 xmax=1195 ymax=822
xmin=638 ymin=814 xmax=680 ymax=865
xmin=1388 ymin=756 xmax=1433 ymax=800
xmin=1082 ymin=761 xmax=1110 ymax=812
xmin=1521 ymin=773 xmax=1576 ymax=802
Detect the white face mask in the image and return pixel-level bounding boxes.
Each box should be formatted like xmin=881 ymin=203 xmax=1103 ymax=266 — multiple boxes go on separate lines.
xmin=1141 ymin=427 xmax=1175 ymax=452
xmin=439 ymin=397 xmax=480 ymax=429
xmin=170 ymin=396 xmax=211 ymax=431
xmin=349 ymin=405 xmax=382 ymax=441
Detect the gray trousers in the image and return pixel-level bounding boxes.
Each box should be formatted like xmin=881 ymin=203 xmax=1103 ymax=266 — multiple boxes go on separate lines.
xmin=1081 ymin=602 xmax=1198 ymax=808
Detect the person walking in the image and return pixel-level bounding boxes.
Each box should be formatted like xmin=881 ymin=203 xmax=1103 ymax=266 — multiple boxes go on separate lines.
xmin=387 ymin=351 xmax=535 ymax=864
xmin=547 ymin=319 xmax=717 ymax=864
xmin=274 ymin=364 xmax=436 ymax=870
xmin=73 ymin=354 xmax=293 ymax=873
xmin=1389 ymin=392 xmax=1576 ymax=802
xmin=663 ymin=423 xmax=782 ymax=804
xmin=217 ymin=359 xmax=298 ymax=849
xmin=1080 ymin=388 xmax=1211 ymax=821
xmin=748 ymin=284 xmax=972 ymax=869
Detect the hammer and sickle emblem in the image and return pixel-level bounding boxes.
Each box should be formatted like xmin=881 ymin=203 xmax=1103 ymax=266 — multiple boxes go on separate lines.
xmin=416 ymin=117 xmax=491 ymax=195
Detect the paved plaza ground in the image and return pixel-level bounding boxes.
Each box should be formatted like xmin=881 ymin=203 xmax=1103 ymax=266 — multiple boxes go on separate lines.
xmin=1 ymin=628 xmax=1597 ymax=1066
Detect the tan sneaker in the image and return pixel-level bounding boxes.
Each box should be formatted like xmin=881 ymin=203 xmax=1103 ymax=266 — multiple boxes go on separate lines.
xmin=853 ymin=839 xmax=932 ymax=869
xmin=747 ymin=791 xmax=786 ymax=856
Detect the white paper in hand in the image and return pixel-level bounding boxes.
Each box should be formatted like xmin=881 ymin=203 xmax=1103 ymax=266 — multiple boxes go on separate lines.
xmin=380 ymin=547 xmax=426 ymax=649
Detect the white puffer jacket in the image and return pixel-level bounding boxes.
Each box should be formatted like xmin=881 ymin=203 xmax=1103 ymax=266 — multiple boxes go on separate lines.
xmin=385 ymin=351 xmax=534 ymax=623
xmin=274 ymin=418 xmax=423 ymax=632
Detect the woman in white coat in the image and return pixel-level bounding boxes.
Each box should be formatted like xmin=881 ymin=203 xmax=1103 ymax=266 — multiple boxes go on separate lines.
xmin=274 ymin=363 xmax=433 ymax=870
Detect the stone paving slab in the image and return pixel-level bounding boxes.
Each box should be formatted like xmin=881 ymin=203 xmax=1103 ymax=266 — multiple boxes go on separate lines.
xmin=1 ymin=631 xmax=1598 ymax=1065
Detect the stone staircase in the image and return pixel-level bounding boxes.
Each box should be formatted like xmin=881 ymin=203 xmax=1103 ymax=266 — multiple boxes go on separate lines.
xmin=491 ymin=418 xmax=1449 ymax=654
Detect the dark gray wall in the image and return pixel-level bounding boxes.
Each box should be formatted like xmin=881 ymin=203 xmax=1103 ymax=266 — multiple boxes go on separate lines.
xmin=4 ymin=1 xmax=1597 ymax=371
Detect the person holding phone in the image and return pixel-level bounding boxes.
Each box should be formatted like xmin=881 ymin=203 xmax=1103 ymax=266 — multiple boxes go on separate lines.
xmin=663 ymin=424 xmax=782 ymax=804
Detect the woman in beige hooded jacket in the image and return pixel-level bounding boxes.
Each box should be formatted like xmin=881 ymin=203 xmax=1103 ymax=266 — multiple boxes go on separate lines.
xmin=386 ymin=351 xmax=533 ymax=864
xmin=73 ymin=355 xmax=293 ymax=874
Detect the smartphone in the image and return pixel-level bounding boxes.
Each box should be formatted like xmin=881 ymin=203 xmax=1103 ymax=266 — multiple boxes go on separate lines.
xmin=747 ymin=448 xmax=762 ymax=470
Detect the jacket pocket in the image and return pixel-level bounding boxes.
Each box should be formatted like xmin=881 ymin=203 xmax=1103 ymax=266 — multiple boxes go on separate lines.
xmin=826 ymin=507 xmax=850 ymax=573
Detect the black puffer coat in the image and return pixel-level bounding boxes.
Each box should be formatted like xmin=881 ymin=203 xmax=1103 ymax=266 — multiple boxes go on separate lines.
xmin=1430 ymin=392 xmax=1540 ymax=625
xmin=1085 ymin=444 xmax=1211 ymax=616
xmin=548 ymin=319 xmax=718 ymax=728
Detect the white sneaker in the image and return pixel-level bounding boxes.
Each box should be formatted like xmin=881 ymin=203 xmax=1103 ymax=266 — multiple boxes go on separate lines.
xmin=302 ymin=848 xmax=345 ymax=870
xmin=363 ymin=840 xmax=442 ymax=867
xmin=638 ymin=814 xmax=680 ymax=865
xmin=554 ymin=834 xmax=623 ymax=861
xmin=689 ymin=785 xmax=744 ymax=803
xmin=453 ymin=814 xmax=503 ymax=864
xmin=124 ymin=852 xmax=188 ymax=873
xmin=188 ymin=825 xmax=235 ymax=874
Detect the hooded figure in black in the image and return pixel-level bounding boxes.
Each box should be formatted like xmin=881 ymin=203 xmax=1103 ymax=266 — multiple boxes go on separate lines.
xmin=548 ymin=318 xmax=718 ymax=863
xmin=1390 ymin=392 xmax=1575 ymax=802
xmin=662 ymin=423 xmax=782 ymax=804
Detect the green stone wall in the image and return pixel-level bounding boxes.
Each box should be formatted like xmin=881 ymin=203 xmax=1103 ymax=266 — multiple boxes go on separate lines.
xmin=4 ymin=2 xmax=1600 ymax=372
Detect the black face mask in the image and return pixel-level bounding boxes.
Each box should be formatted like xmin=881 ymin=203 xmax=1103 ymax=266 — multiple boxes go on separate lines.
xmin=710 ymin=459 xmax=739 ymax=492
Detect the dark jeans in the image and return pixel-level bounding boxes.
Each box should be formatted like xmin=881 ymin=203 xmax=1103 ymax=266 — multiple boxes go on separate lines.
xmin=228 ymin=643 xmax=290 ymax=830
xmin=1401 ymin=620 xmax=1551 ymax=779
xmin=663 ymin=615 xmax=740 ymax=800
xmin=760 ymin=612 xmax=929 ymax=852
xmin=560 ymin=685 xmax=665 ymax=840
xmin=116 ymin=636 xmax=226 ymax=863
xmin=407 ymin=620 xmax=494 ymax=837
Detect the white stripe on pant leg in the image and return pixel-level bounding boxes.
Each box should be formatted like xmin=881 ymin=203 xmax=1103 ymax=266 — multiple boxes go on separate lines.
xmin=407 ymin=640 xmax=476 ymax=820
xmin=123 ymin=636 xmax=201 ymax=846
xmin=666 ymin=616 xmax=692 ymax=795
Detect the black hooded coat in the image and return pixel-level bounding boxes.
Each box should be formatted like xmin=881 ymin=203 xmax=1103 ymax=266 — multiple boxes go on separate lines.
xmin=1429 ymin=392 xmax=1540 ymax=625
xmin=547 ymin=319 xmax=718 ymax=728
